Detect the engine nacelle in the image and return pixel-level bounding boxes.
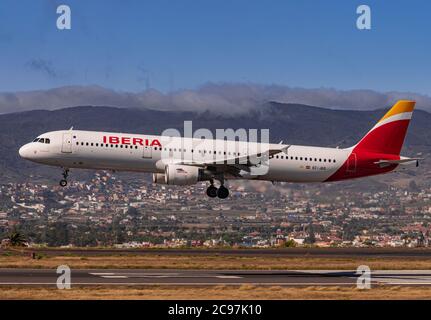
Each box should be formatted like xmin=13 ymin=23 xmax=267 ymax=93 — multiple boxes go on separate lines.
xmin=152 ymin=173 xmax=167 ymax=184
xmin=165 ymin=164 xmax=205 ymax=185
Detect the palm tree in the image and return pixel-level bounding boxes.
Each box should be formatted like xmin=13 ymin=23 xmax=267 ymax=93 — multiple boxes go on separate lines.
xmin=8 ymin=232 xmax=27 ymax=247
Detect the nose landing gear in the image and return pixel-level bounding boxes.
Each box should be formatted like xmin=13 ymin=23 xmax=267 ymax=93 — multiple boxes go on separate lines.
xmin=59 ymin=168 xmax=69 ymax=187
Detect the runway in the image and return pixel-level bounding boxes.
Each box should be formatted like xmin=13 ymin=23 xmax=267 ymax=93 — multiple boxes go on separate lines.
xmin=16 ymin=247 xmax=431 ymax=258
xmin=2 ymin=269 xmax=431 ymax=286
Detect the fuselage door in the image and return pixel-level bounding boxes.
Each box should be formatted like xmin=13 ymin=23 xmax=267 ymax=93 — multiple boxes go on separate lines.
xmin=346 ymin=152 xmax=357 ymax=173
xmin=61 ymin=133 xmax=72 ymax=153
xmin=143 ymin=146 xmax=152 ymax=159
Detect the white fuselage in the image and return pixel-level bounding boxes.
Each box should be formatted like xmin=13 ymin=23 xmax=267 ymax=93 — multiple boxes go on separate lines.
xmin=19 ymin=130 xmax=351 ymax=183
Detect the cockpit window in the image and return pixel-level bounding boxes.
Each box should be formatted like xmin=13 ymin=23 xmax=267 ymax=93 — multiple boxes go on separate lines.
xmin=45 ymin=138 xmax=50 ymax=144
xmin=38 ymin=138 xmax=45 ymax=143
xmin=33 ymin=138 xmax=40 ymax=142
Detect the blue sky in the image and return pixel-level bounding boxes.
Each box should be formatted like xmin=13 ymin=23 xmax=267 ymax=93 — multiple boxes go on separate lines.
xmin=0 ymin=0 xmax=430 ymax=94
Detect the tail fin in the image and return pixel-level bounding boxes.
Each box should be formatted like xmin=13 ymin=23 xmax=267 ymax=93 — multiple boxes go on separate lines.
xmin=354 ymin=100 xmax=415 ymax=155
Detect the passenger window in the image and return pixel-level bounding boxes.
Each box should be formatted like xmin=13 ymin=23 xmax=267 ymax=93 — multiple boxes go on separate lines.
xmin=305 ymin=157 xmax=307 ymax=161
xmin=334 ymin=159 xmax=336 ymax=163
xmin=295 ymin=157 xmax=298 ymax=160
xmin=300 ymin=157 xmax=303 ymax=160
xmin=91 ymin=143 xmax=94 ymax=146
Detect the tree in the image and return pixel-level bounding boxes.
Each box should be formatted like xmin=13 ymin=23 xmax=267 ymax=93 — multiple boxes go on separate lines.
xmin=284 ymin=239 xmax=297 ymax=247
xmin=8 ymin=231 xmax=27 ymax=247
xmin=46 ymin=222 xmax=69 ymax=246
xmin=304 ymin=222 xmax=316 ymax=244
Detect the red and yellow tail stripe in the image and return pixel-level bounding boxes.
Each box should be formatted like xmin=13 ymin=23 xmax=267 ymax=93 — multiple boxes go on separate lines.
xmin=376 ymin=100 xmax=415 ymax=125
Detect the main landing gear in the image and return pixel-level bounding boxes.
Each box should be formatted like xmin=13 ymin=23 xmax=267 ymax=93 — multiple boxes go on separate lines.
xmin=206 ymin=179 xmax=229 ymax=199
xmin=59 ymin=168 xmax=69 ymax=187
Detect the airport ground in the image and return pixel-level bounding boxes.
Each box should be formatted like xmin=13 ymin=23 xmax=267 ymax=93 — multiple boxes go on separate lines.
xmin=3 ymin=247 xmax=431 ymax=270
xmin=1 ymin=247 xmax=431 ymax=299
xmin=3 ymin=285 xmax=431 ymax=300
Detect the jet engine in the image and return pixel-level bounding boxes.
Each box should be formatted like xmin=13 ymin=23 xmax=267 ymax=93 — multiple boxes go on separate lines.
xmin=152 ymin=173 xmax=167 ymax=184
xmin=164 ymin=164 xmax=206 ymax=185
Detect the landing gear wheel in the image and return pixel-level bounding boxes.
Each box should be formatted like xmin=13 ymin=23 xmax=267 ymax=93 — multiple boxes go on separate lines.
xmin=217 ymin=185 xmax=229 ymax=199
xmin=206 ymin=185 xmax=218 ymax=198
xmin=59 ymin=168 xmax=69 ymax=187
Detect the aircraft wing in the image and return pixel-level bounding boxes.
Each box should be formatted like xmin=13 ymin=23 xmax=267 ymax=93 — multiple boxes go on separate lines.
xmin=174 ymin=145 xmax=290 ymax=177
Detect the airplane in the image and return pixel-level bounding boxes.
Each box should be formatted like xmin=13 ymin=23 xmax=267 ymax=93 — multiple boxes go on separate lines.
xmin=18 ymin=100 xmax=421 ymax=199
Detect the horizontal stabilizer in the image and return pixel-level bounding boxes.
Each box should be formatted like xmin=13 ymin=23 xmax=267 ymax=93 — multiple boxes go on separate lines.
xmin=374 ymin=158 xmax=423 ymax=168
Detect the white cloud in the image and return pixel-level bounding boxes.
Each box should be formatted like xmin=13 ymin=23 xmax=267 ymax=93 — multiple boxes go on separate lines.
xmin=0 ymin=83 xmax=430 ymax=114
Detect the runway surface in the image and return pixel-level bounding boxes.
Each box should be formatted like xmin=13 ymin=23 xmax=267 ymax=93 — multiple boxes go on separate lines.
xmin=2 ymin=269 xmax=431 ymax=286
xmin=15 ymin=247 xmax=431 ymax=258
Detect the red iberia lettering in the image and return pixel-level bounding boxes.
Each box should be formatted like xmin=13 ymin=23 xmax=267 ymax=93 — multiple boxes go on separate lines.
xmin=109 ymin=136 xmax=120 ymax=144
xmin=132 ymin=138 xmax=144 ymax=146
xmin=102 ymin=135 xmax=162 ymax=147
xmin=151 ymin=140 xmax=161 ymax=147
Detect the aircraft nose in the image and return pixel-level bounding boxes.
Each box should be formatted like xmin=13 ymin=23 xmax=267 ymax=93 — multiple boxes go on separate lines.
xmin=19 ymin=144 xmax=32 ymax=159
